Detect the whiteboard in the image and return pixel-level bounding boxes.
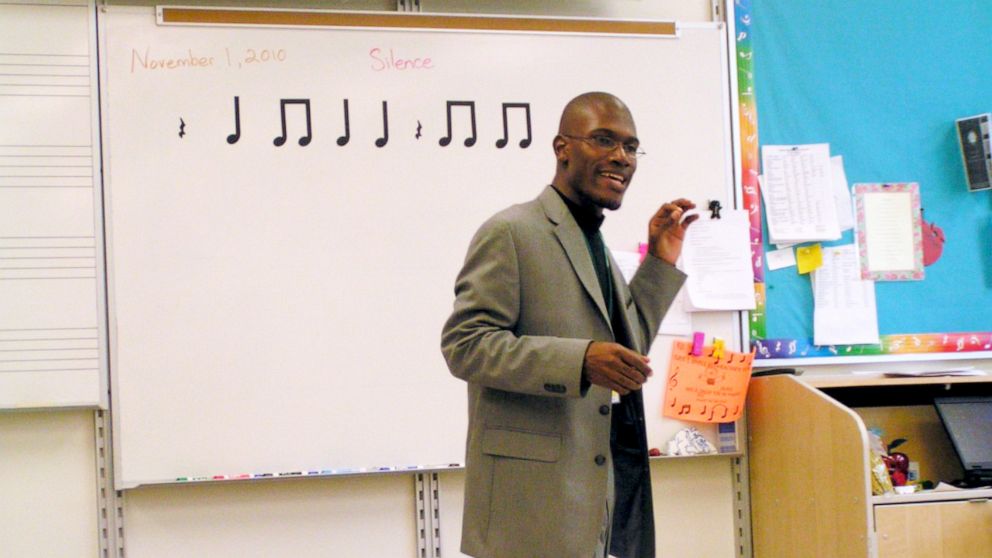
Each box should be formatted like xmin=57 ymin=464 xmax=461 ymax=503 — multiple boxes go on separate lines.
xmin=0 ymin=0 xmax=107 ymax=410
xmin=101 ymin=7 xmax=736 ymax=487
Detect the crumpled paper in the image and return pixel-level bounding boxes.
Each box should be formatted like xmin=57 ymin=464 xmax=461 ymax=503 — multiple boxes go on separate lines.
xmin=665 ymin=427 xmax=717 ymax=456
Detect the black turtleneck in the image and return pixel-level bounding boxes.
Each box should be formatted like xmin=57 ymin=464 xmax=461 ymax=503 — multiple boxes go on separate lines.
xmin=552 ymin=187 xmax=614 ymax=319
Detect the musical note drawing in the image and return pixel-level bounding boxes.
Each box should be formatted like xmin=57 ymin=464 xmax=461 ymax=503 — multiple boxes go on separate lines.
xmin=678 ymin=404 xmax=692 ymax=416
xmin=415 ymin=120 xmax=422 ymax=139
xmin=669 ymin=397 xmax=677 ymax=408
xmin=226 ymin=96 xmax=240 ymax=144
xmin=699 ymin=405 xmax=708 ymax=416
xmin=375 ymin=101 xmax=389 ymax=148
xmin=336 ymin=99 xmax=350 ymax=146
xmin=439 ymin=100 xmax=477 ymax=147
xmin=273 ymin=99 xmax=312 ymax=147
xmin=495 ymin=103 xmax=532 ymax=148
xmin=708 ymin=404 xmax=729 ymax=421
xmin=179 ymin=118 xmax=186 ymax=139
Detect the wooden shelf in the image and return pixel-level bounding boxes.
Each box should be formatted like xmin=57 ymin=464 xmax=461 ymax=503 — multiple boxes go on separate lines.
xmin=872 ymin=488 xmax=992 ymax=505
xmin=802 ymin=374 xmax=992 ymax=389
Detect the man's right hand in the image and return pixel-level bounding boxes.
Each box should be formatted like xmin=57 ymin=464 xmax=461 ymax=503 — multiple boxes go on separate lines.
xmin=582 ymin=341 xmax=652 ymax=395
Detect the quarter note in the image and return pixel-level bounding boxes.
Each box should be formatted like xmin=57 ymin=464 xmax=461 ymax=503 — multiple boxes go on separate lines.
xmin=439 ymin=100 xmax=477 ymax=147
xmin=226 ymin=96 xmax=240 ymax=144
xmin=495 ymin=102 xmax=532 ymax=148
xmin=273 ymin=98 xmax=312 ymax=147
xmin=375 ymin=101 xmax=388 ymax=148
xmin=337 ymin=99 xmax=350 ymax=146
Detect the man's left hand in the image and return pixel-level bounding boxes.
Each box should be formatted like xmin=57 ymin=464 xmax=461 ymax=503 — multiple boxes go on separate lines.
xmin=647 ymin=198 xmax=698 ymax=265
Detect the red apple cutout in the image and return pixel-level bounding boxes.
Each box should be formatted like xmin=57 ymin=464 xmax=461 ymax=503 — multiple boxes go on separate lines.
xmin=921 ymin=219 xmax=945 ymax=266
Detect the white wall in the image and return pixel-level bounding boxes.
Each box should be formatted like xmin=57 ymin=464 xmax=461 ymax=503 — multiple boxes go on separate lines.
xmin=0 ymin=410 xmax=98 ymax=557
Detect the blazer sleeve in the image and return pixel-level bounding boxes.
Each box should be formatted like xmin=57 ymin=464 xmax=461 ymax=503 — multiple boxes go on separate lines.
xmin=627 ymin=254 xmax=688 ymax=353
xmin=440 ymin=217 xmax=590 ymax=398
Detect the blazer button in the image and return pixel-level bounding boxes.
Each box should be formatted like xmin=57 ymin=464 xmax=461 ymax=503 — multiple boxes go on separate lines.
xmin=599 ymin=405 xmax=610 ymax=415
xmin=595 ymin=454 xmax=606 ymax=466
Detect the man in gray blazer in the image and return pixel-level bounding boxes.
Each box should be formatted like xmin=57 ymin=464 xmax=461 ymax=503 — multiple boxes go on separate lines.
xmin=441 ymin=92 xmax=697 ymax=558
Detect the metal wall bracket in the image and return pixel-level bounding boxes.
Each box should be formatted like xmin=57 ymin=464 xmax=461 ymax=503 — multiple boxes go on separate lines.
xmin=396 ymin=0 xmax=422 ymax=13
xmin=95 ymin=410 xmax=124 ymax=558
xmin=413 ymin=472 xmax=442 ymax=557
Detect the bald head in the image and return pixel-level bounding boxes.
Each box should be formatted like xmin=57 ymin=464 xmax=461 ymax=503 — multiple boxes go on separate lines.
xmin=558 ymin=92 xmax=634 ymax=135
xmin=551 ymin=92 xmax=639 ymax=214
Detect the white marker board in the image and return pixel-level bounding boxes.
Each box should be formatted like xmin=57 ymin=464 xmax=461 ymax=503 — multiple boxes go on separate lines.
xmin=101 ymin=6 xmax=736 ymax=487
xmin=0 ymin=1 xmax=107 ymax=411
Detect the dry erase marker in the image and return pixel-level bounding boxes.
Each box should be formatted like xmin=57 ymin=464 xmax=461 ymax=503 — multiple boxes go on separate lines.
xmin=252 ymin=473 xmax=273 ymax=479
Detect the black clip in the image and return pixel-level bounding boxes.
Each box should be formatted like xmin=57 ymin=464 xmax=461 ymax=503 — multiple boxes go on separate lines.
xmin=708 ymin=200 xmax=722 ymax=219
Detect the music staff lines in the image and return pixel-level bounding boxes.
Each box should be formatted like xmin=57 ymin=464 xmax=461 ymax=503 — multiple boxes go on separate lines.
xmin=0 ymin=143 xmax=94 ymax=188
xmin=0 ymin=238 xmax=95 ymax=279
xmin=0 ymin=332 xmax=98 ymax=342
xmin=0 ymin=367 xmax=98 ymax=374
xmin=0 ymin=93 xmax=88 ymax=98
xmin=0 ymin=327 xmax=94 ymax=332
xmin=0 ymin=53 xmax=90 ymax=96
xmin=0 ymin=327 xmax=98 ymax=372
xmin=0 ymin=146 xmax=91 ymax=152
xmin=223 ymin=97 xmax=533 ymax=149
xmin=0 ymin=356 xmax=98 ymax=363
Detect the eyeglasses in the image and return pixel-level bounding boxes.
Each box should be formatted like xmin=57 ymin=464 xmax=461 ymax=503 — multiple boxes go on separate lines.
xmin=561 ymin=134 xmax=646 ymax=159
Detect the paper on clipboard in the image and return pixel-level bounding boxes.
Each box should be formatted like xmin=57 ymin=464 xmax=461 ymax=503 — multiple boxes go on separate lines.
xmin=681 ymin=209 xmax=756 ymax=311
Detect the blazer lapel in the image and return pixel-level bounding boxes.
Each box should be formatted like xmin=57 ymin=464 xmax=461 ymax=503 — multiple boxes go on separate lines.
xmin=539 ymin=187 xmax=611 ymax=325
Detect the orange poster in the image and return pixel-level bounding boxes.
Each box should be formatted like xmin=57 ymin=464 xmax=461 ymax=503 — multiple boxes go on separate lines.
xmin=662 ymin=339 xmax=755 ymax=423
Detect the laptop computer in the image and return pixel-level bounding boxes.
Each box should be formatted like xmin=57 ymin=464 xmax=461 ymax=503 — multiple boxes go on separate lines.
xmin=934 ymin=396 xmax=992 ymax=488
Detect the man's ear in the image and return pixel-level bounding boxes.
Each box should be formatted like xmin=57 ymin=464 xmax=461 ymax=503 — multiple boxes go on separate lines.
xmin=553 ymin=135 xmax=568 ymax=164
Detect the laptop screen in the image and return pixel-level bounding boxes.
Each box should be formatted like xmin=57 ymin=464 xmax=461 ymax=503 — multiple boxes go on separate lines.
xmin=934 ymin=396 xmax=992 ymax=478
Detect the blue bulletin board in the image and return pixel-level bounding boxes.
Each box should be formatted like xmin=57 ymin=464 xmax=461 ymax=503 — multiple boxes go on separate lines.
xmin=749 ymin=1 xmax=992 ymax=361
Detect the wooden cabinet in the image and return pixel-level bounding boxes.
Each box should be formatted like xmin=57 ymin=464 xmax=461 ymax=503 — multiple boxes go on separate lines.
xmin=747 ymin=375 xmax=992 ymax=558
xmin=875 ymin=498 xmax=992 ymax=557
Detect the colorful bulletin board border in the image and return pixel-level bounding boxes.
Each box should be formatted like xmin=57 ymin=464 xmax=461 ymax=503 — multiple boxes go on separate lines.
xmin=735 ymin=2 xmax=992 ymax=362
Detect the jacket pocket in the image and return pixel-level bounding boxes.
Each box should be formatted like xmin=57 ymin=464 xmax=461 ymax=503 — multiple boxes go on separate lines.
xmin=481 ymin=427 xmax=561 ymax=463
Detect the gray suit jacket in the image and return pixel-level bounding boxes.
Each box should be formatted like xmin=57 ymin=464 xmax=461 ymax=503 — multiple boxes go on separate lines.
xmin=441 ymin=186 xmax=686 ymax=558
